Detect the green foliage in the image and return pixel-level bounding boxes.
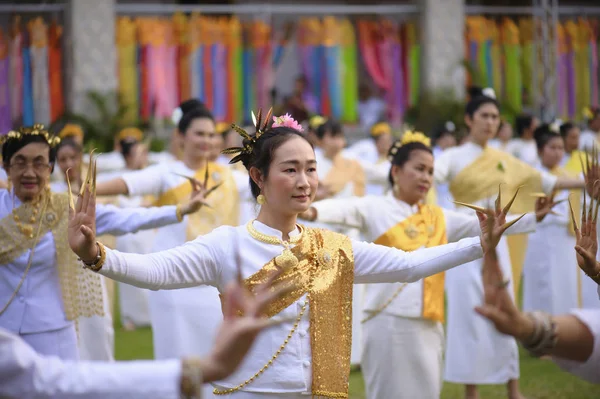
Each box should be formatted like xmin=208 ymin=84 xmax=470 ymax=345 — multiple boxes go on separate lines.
xmin=52 ymin=91 xmax=143 ymax=152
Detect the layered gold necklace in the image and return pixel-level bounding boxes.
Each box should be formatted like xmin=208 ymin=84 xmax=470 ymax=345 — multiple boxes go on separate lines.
xmin=246 ymin=220 xmax=304 ymax=271
xmin=11 ymin=191 xmax=47 ymax=238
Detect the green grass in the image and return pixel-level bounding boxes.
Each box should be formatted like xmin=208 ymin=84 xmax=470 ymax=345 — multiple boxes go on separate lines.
xmin=113 ymin=292 xmax=599 ymax=399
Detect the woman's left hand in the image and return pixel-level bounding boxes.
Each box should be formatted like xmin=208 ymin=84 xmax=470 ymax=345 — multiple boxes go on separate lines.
xmin=570 ymin=194 xmax=600 ymax=283
xmin=534 ymin=192 xmax=563 ymax=222
xmin=176 ymin=168 xmax=222 ymax=216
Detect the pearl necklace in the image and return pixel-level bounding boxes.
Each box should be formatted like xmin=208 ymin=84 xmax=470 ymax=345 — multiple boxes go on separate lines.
xmin=246 ymin=220 xmax=304 ymax=271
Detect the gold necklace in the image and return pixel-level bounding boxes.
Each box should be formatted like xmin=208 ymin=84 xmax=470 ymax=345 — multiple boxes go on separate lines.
xmin=12 ymin=194 xmax=44 ymax=239
xmin=246 ymin=220 xmax=303 ymax=271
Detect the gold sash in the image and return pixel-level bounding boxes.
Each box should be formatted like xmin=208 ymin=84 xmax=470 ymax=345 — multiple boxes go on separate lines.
xmin=322 ymin=156 xmax=365 ymax=197
xmin=0 ymin=192 xmax=104 ymax=321
xmin=372 ymin=204 xmax=448 ymax=322
xmin=244 ymin=228 xmax=354 ymax=398
xmin=153 ymin=162 xmax=239 ymax=240
xmin=449 ymin=146 xmax=542 ymax=214
xmin=450 ymin=147 xmax=543 ymax=297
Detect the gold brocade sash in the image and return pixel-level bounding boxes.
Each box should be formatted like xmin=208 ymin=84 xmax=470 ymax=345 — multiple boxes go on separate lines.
xmin=449 ymin=146 xmax=542 ymax=214
xmin=372 ymin=204 xmax=448 ymax=322
xmin=0 ymin=193 xmax=104 ymax=321
xmin=244 ymin=228 xmax=354 ymax=398
xmin=153 ymin=162 xmax=239 ymax=240
xmin=322 ymin=156 xmax=366 ymax=197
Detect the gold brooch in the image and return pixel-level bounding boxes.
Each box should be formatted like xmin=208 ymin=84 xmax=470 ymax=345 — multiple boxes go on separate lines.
xmin=317 ymin=248 xmax=333 ymax=269
xmin=404 ymin=224 xmax=419 ymax=239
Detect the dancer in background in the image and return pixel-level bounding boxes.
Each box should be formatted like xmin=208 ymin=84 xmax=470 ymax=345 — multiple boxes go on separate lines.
xmin=522 ymin=124 xmax=580 ymax=315
xmin=579 ymin=106 xmax=600 ymax=152
xmin=506 ymin=113 xmax=540 ymax=166
xmin=435 ymin=90 xmax=588 ymax=399
xmin=69 ymin=112 xmax=508 ymax=399
xmin=301 ymin=131 xmax=555 ymax=399
xmin=96 ymin=107 xmax=239 ymax=398
xmin=0 ymin=125 xmax=210 ymax=362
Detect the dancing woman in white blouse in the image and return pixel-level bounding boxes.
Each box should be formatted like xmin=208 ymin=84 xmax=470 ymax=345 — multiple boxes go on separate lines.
xmin=68 ymin=112 xmax=509 ymax=399
xmin=0 ymin=126 xmax=208 ymax=361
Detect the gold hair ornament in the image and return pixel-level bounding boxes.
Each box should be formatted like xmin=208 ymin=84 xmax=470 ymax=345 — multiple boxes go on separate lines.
xmin=309 ymin=115 xmax=327 ymax=130
xmin=117 ymin=127 xmax=144 ymax=142
xmin=221 ymin=108 xmax=273 ymax=164
xmin=387 ymin=130 xmax=431 ymax=161
xmin=1 ymin=124 xmax=61 ymax=148
xmin=58 ymin=124 xmax=84 ymax=140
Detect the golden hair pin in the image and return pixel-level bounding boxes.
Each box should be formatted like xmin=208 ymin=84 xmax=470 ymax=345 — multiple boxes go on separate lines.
xmin=222 ymin=108 xmax=274 ymax=164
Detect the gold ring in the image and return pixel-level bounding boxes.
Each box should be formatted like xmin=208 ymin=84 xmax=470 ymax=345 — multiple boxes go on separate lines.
xmin=495 ymin=279 xmax=510 ymax=289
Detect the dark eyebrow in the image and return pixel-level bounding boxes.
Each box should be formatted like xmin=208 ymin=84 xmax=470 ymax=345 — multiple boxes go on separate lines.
xmin=278 ymin=159 xmax=317 ymax=166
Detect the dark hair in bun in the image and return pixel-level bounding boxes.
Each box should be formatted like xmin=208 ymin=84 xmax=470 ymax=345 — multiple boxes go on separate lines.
xmin=386 ymin=141 xmax=432 ymax=186
xmin=534 ymin=124 xmax=561 ymax=152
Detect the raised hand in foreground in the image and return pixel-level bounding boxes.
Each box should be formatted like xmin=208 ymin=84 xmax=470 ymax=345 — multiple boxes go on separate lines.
xmin=569 ymin=185 xmax=600 ymax=285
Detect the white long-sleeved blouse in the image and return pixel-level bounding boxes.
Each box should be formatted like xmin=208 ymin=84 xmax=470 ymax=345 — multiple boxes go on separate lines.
xmin=0 ymin=190 xmax=181 ymax=334
xmin=98 ymin=220 xmax=483 ymax=394
xmin=0 ymin=327 xmax=184 ymax=399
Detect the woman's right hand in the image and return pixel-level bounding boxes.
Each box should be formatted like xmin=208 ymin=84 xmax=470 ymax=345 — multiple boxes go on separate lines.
xmin=67 ymin=160 xmax=98 ymax=263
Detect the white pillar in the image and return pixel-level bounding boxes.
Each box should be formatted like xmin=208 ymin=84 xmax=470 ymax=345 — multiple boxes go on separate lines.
xmin=419 ymin=0 xmax=466 ymax=99
xmin=64 ymin=0 xmax=117 ymax=113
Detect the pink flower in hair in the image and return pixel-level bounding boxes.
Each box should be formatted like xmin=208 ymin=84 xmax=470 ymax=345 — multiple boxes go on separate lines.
xmin=272 ymin=113 xmax=303 ymax=132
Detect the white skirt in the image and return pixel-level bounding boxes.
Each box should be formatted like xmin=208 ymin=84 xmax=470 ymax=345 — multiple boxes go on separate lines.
xmin=444 ymin=237 xmax=520 ymax=384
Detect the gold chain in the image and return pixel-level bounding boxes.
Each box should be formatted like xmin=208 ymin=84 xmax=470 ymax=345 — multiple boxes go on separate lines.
xmin=213 ymin=268 xmax=315 ymax=395
xmin=246 ymin=220 xmax=303 ymax=247
xmin=361 ymin=283 xmax=408 ymax=324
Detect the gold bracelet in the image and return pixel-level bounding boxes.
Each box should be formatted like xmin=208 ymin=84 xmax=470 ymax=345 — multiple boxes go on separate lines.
xmin=80 ymin=242 xmax=106 ymax=272
xmin=176 ymin=204 xmax=184 ymax=222
xmin=180 ymin=358 xmax=203 ymax=399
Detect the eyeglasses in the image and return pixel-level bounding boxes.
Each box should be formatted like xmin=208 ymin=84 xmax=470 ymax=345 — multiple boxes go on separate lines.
xmin=9 ymin=160 xmax=52 ymax=173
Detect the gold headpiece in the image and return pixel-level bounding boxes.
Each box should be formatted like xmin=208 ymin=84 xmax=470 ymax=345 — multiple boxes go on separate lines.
xmin=387 ymin=131 xmax=431 ymax=161
xmin=370 ymin=122 xmax=392 ymax=137
xmin=58 ymin=124 xmax=84 ymax=140
xmin=583 ymin=106 xmax=598 ymax=120
xmin=117 ymin=127 xmax=144 ymax=142
xmin=221 ymin=108 xmax=273 ymax=164
xmin=309 ymin=115 xmax=328 ymax=130
xmin=1 ymin=124 xmax=61 ymax=147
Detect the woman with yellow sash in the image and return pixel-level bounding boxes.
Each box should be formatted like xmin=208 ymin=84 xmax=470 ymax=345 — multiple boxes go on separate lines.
xmin=70 ymin=111 xmax=511 ymax=399
xmin=523 ymin=125 xmax=581 ymax=315
xmin=300 ymin=131 xmax=547 ymax=399
xmin=579 ymin=106 xmax=600 ymax=152
xmin=95 ymin=106 xmax=240 ymax=397
xmin=435 ymin=90 xmax=587 ymax=399
xmin=0 ymin=125 xmax=208 ymax=361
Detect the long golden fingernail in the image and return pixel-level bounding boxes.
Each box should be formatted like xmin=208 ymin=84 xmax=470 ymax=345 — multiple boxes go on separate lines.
xmin=502 ymin=185 xmax=523 ymax=215
xmin=453 ymin=201 xmax=489 ymax=214
xmin=501 ymin=213 xmax=526 ymax=233
xmin=66 ymin=168 xmax=75 ymax=210
xmin=568 ymin=196 xmax=579 ymax=232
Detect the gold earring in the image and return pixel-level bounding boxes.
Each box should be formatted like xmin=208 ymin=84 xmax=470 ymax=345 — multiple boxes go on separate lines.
xmin=392 ymin=182 xmax=400 ymax=195
xmin=257 ymin=194 xmax=267 ymax=205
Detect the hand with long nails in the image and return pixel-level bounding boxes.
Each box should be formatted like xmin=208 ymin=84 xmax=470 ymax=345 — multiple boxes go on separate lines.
xmin=454 ymin=184 xmax=526 ymax=253
xmin=67 ymin=150 xmax=99 ymax=263
xmin=580 ymin=145 xmax=600 ymax=200
xmin=533 ymin=191 xmax=565 ymax=222
xmin=172 ymin=163 xmax=224 ymax=215
xmin=569 ymin=185 xmax=600 ymax=284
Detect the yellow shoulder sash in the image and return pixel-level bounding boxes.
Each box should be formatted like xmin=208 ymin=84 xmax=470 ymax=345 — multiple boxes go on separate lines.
xmin=373 ymin=204 xmax=447 ymax=322
xmin=322 ymin=156 xmax=366 ymax=197
xmin=243 ymin=228 xmax=354 ymax=398
xmin=450 ymin=147 xmax=542 ymax=213
xmin=154 ymin=162 xmax=240 ymax=240
xmin=0 ymin=192 xmax=104 ymax=321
